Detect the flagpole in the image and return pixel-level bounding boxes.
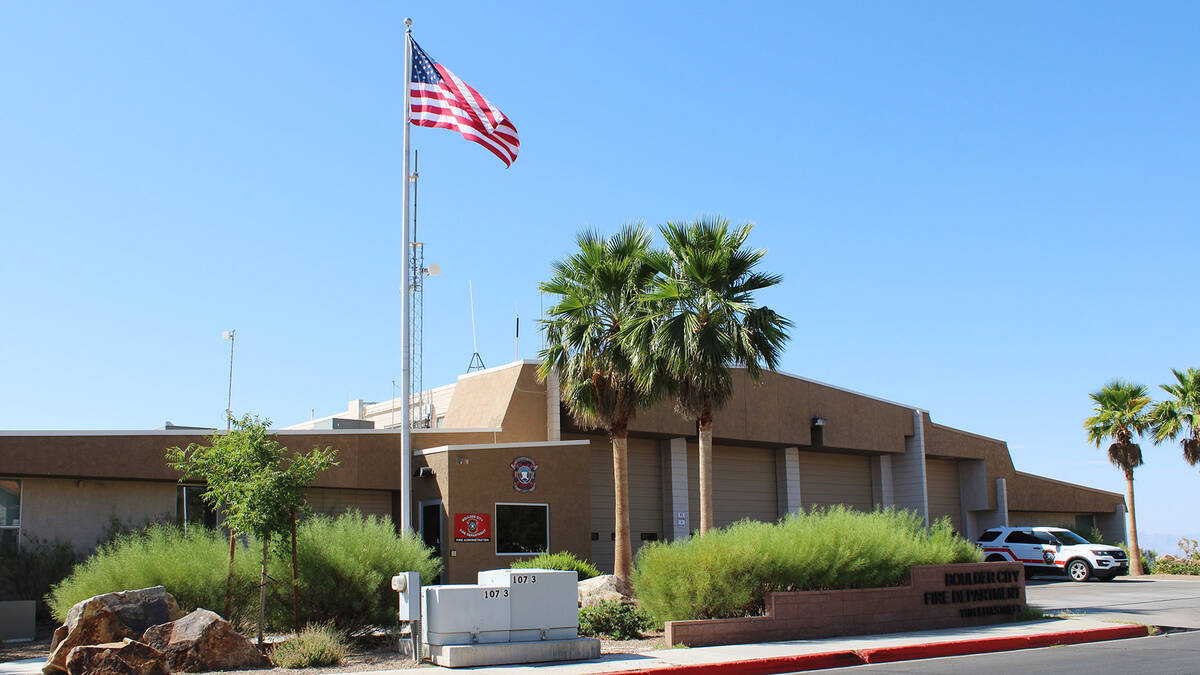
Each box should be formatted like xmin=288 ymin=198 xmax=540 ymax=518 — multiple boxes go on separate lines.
xmin=399 ymin=17 xmax=414 ymax=533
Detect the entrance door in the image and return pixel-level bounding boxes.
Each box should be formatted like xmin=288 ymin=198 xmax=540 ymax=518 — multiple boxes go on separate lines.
xmin=419 ymin=501 xmax=443 ymax=584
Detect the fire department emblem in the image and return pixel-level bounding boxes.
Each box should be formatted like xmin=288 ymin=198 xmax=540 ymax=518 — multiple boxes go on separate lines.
xmin=511 ymin=456 xmax=539 ymax=493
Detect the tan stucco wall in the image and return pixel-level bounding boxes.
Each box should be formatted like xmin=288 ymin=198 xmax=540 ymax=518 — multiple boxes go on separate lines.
xmin=434 ymin=442 xmax=590 ymax=584
xmin=21 ymin=478 xmax=176 ymax=552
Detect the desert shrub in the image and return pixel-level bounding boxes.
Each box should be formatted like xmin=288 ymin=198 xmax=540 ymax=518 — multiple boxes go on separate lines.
xmin=47 ymin=524 xmax=260 ymax=625
xmin=0 ymin=535 xmax=79 ymax=621
xmin=1151 ymin=537 xmax=1200 ymax=575
xmin=269 ymin=623 xmax=347 ymax=668
xmin=273 ymin=511 xmax=442 ymax=630
xmin=632 ymin=506 xmax=982 ymax=624
xmin=510 ymin=551 xmax=600 ymax=580
xmin=578 ymin=600 xmax=651 ymax=640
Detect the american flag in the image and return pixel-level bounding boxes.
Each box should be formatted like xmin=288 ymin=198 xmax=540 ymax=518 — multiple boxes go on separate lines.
xmin=409 ymin=37 xmax=520 ymax=167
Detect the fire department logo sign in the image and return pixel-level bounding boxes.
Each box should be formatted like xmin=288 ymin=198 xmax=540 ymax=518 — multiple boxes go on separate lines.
xmin=510 ymin=456 xmax=539 ymax=493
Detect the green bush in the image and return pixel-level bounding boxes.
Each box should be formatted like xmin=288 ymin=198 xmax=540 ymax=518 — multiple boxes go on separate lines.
xmin=0 ymin=536 xmax=79 ymax=622
xmin=1151 ymin=537 xmax=1200 ymax=575
xmin=47 ymin=524 xmax=260 ymax=626
xmin=274 ymin=511 xmax=441 ymax=630
xmin=632 ymin=506 xmax=982 ymax=624
xmin=48 ymin=512 xmax=441 ymax=631
xmin=269 ymin=623 xmax=347 ymax=668
xmin=510 ymin=551 xmax=600 ymax=580
xmin=579 ymin=601 xmax=652 ymax=640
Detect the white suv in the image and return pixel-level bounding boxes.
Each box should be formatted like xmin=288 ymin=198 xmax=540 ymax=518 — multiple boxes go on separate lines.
xmin=975 ymin=526 xmax=1128 ymax=582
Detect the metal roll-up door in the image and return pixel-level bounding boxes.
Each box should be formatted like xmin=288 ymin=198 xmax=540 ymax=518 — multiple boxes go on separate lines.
xmin=589 ymin=436 xmax=663 ymax=574
xmin=305 ymin=488 xmax=392 ymax=519
xmin=925 ymin=458 xmax=964 ymax=533
xmin=711 ymin=445 xmax=777 ymax=527
xmin=798 ymin=451 xmax=873 ymax=512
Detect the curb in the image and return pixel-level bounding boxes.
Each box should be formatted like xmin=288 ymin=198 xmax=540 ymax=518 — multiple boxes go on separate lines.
xmin=604 ymin=624 xmax=1150 ymax=675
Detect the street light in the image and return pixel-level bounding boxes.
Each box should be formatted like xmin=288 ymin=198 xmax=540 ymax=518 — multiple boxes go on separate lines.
xmin=222 ymin=330 xmax=235 ymax=430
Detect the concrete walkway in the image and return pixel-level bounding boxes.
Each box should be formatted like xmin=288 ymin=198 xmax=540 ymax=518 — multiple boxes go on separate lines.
xmin=0 ymin=617 xmax=1151 ymax=675
xmin=342 ymin=617 xmax=1146 ymax=675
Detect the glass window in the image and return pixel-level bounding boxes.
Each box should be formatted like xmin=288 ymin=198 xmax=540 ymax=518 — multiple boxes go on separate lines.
xmin=176 ymin=485 xmax=217 ymax=531
xmin=495 ymin=503 xmax=548 ymax=555
xmin=977 ymin=529 xmax=1001 ymax=542
xmin=1004 ymin=530 xmax=1037 ymax=544
xmin=0 ymin=479 xmax=19 ymax=554
xmin=1033 ymin=531 xmax=1061 ymax=545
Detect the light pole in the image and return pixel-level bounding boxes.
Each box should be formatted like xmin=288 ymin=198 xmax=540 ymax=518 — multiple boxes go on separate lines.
xmin=222 ymin=330 xmax=236 ymax=429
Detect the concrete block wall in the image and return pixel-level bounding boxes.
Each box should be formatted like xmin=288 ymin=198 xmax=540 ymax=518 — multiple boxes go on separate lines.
xmin=891 ymin=410 xmax=929 ymax=525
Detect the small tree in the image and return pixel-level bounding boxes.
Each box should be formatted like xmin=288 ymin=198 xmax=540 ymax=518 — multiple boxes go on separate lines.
xmin=168 ymin=414 xmax=337 ymax=643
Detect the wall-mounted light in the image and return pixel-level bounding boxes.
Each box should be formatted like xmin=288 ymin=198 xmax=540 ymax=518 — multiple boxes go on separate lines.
xmin=416 ymin=466 xmax=435 ymax=478
xmin=812 ymin=416 xmax=827 ymax=427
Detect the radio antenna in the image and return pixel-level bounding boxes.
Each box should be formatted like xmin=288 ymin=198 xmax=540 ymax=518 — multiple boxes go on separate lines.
xmin=467 ymin=281 xmax=486 ymax=372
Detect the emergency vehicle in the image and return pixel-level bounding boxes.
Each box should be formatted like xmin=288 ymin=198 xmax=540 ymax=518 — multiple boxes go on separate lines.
xmin=975 ymin=526 xmax=1129 ymax=582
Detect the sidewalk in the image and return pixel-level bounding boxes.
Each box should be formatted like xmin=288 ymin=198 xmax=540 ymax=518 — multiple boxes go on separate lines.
xmin=0 ymin=617 xmax=1149 ymax=675
xmin=349 ymin=617 xmax=1147 ymax=675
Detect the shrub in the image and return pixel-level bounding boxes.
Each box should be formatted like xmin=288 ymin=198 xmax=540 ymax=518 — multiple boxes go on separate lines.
xmin=48 ymin=512 xmax=441 ymax=631
xmin=1152 ymin=537 xmax=1200 ymax=575
xmin=271 ymin=511 xmax=442 ymax=630
xmin=578 ymin=601 xmax=652 ymax=640
xmin=47 ymin=524 xmax=260 ymax=626
xmin=632 ymin=506 xmax=982 ymax=624
xmin=269 ymin=623 xmax=347 ymax=668
xmin=0 ymin=535 xmax=79 ymax=622
xmin=510 ymin=551 xmax=600 ymax=580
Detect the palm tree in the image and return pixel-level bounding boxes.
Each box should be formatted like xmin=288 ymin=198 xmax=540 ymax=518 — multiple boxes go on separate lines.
xmin=1083 ymin=379 xmax=1151 ymax=575
xmin=538 ymin=225 xmax=662 ymax=583
xmin=632 ymin=217 xmax=791 ymax=535
xmin=1149 ymin=367 xmax=1200 ymax=468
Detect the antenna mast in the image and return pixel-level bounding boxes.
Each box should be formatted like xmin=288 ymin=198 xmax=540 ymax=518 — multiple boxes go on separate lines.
xmin=409 ymin=150 xmax=430 ymax=427
xmin=467 ymin=280 xmax=486 ymax=372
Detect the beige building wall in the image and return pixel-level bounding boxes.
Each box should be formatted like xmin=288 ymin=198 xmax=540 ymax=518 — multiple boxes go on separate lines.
xmin=798 ymin=451 xmax=873 ymax=511
xmin=21 ymin=478 xmax=176 ymax=552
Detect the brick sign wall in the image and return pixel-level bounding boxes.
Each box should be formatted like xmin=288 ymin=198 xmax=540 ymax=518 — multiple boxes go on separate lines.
xmin=665 ymin=562 xmax=1025 ymax=647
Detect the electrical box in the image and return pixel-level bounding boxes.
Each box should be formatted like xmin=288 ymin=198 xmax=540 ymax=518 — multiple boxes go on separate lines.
xmin=422 ymin=584 xmax=511 ymax=645
xmin=391 ymin=572 xmax=421 ymax=622
xmin=477 ymin=568 xmax=579 ymax=641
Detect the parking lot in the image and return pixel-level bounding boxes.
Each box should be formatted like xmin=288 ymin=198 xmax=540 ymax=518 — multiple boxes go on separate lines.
xmin=1025 ymin=575 xmax=1200 ymax=629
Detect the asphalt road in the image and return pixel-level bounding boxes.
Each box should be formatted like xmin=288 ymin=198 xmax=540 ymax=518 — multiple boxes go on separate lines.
xmin=1025 ymin=574 xmax=1200 ymax=629
xmin=809 ymin=630 xmax=1200 ymax=674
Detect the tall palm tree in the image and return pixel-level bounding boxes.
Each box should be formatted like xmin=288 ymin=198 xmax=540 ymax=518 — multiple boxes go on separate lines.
xmin=1083 ymin=379 xmax=1151 ymax=575
xmin=631 ymin=217 xmax=791 ymax=535
xmin=538 ymin=224 xmax=661 ymax=583
xmin=1149 ymin=367 xmax=1200 ymax=468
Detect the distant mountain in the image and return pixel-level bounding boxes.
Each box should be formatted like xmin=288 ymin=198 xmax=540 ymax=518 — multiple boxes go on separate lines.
xmin=1138 ymin=532 xmax=1197 ymax=557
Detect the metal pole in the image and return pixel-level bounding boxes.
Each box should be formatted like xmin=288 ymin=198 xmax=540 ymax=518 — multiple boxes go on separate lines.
xmin=399 ymin=18 xmax=414 ymax=533
xmin=225 ymin=330 xmax=235 ymax=430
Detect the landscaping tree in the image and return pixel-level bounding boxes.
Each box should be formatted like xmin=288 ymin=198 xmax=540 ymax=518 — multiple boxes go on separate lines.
xmin=633 ymin=217 xmax=790 ymax=534
xmin=1148 ymin=367 xmax=1200 ymax=470
xmin=538 ymin=225 xmax=663 ymax=583
xmin=167 ymin=414 xmax=337 ymax=642
xmin=1083 ymin=379 xmax=1151 ymax=575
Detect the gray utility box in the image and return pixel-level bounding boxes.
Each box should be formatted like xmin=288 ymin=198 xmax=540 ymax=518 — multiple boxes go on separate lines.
xmin=422 ymin=584 xmax=511 ymax=645
xmin=477 ymin=568 xmax=578 ymax=641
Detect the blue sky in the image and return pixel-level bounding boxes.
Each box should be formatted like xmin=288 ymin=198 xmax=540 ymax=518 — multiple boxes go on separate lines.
xmin=2 ymin=3 xmax=1197 ymax=544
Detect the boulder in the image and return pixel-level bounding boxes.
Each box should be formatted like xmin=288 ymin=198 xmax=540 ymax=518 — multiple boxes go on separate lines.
xmin=65 ymin=638 xmax=170 ymax=675
xmin=578 ymin=574 xmax=635 ymax=608
xmin=45 ymin=586 xmax=181 ymax=675
xmin=142 ymin=608 xmax=269 ymax=672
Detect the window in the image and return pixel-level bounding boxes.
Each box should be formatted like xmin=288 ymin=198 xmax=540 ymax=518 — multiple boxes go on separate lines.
xmin=1004 ymin=530 xmax=1038 ymax=544
xmin=977 ymin=529 xmax=1001 ymax=542
xmin=1032 ymin=531 xmax=1061 ymax=545
xmin=0 ymin=479 xmax=19 ymax=554
xmin=495 ymin=503 xmax=548 ymax=555
xmin=176 ymin=485 xmax=217 ymax=532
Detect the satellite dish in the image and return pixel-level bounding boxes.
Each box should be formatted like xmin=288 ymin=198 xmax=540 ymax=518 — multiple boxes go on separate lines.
xmin=427 ymin=263 xmax=441 ymax=277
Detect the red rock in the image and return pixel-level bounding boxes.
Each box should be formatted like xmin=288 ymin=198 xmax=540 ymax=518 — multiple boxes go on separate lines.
xmin=142 ymin=608 xmax=269 ymax=672
xmin=65 ymin=638 xmax=169 ymax=675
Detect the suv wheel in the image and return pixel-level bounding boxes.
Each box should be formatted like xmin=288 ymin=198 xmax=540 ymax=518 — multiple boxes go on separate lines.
xmin=1067 ymin=559 xmax=1092 ymax=582
xmin=985 ymin=554 xmax=1006 ymax=562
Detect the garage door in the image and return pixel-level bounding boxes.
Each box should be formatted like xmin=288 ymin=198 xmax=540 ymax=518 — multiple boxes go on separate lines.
xmin=589 ymin=436 xmax=663 ymax=574
xmin=925 ymin=459 xmax=963 ymax=533
xmin=798 ymin=451 xmax=872 ymax=512
xmin=705 ymin=445 xmax=777 ymax=528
